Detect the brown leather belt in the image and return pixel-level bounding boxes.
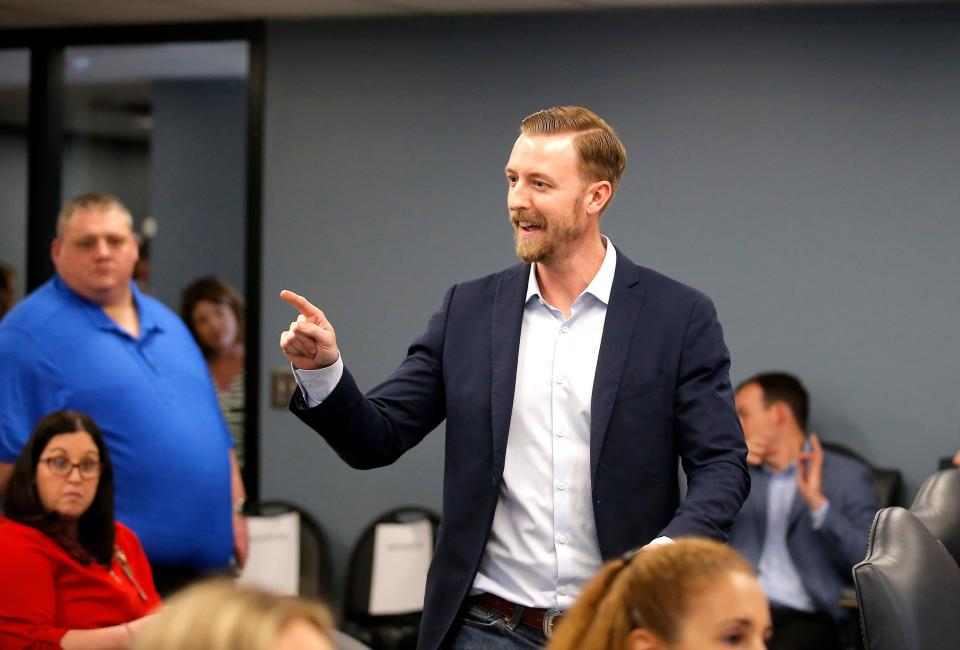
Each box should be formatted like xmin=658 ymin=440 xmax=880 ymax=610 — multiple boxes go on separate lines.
xmin=470 ymin=592 xmax=564 ymax=637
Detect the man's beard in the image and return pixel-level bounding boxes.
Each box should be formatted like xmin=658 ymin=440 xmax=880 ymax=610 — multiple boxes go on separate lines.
xmin=509 ymin=201 xmax=586 ymax=264
xmin=510 ymin=210 xmax=552 ymax=263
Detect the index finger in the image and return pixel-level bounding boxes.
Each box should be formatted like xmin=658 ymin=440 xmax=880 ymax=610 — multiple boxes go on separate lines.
xmin=280 ymin=289 xmax=321 ymax=317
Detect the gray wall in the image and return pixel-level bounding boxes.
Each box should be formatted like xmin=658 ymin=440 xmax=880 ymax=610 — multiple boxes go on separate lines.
xmin=150 ymin=79 xmax=246 ymax=310
xmin=261 ymin=6 xmax=960 ymax=597
xmin=63 ymin=136 xmax=151 ymax=236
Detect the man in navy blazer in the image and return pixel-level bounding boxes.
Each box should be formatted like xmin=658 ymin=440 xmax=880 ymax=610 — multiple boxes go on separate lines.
xmin=730 ymin=372 xmax=877 ymax=650
xmin=281 ymin=107 xmax=749 ymax=650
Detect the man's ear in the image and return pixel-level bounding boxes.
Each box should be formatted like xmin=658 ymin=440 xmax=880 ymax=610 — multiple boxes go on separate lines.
xmin=627 ymin=628 xmax=667 ymax=650
xmin=770 ymin=400 xmax=790 ymax=426
xmin=51 ymin=238 xmax=61 ymax=266
xmin=585 ymin=180 xmax=613 ymax=216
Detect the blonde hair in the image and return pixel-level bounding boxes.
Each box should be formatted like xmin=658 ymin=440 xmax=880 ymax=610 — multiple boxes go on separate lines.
xmin=520 ymin=106 xmax=628 ymax=196
xmin=56 ymin=192 xmax=133 ymax=240
xmin=132 ymin=579 xmax=334 ymax=650
xmin=547 ymin=538 xmax=755 ymax=650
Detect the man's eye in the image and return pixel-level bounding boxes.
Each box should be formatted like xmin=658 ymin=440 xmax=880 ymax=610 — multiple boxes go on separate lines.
xmin=76 ymin=240 xmax=96 ymax=249
xmin=107 ymin=237 xmax=126 ymax=247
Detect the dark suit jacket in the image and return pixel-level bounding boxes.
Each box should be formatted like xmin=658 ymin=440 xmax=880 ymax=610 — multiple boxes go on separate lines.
xmin=729 ymin=451 xmax=877 ymax=621
xmin=291 ymin=248 xmax=749 ymax=649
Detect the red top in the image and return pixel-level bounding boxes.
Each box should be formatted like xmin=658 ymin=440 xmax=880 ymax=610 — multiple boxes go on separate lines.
xmin=0 ymin=517 xmax=161 ymax=649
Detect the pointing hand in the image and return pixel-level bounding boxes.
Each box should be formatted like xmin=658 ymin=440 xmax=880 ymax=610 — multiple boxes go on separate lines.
xmin=279 ymin=290 xmax=340 ymax=370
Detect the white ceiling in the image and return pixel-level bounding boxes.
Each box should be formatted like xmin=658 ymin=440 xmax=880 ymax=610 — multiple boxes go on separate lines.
xmin=0 ymin=0 xmax=915 ymax=30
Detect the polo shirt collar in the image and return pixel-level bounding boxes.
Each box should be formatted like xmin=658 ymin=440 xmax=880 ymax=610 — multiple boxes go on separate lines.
xmin=54 ymin=274 xmax=163 ymax=337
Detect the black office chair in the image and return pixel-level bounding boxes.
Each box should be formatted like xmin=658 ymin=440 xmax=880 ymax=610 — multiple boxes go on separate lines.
xmin=852 ymin=507 xmax=960 ymax=650
xmin=244 ymin=500 xmax=333 ymax=600
xmin=342 ymin=506 xmax=441 ymax=650
xmin=820 ymin=441 xmax=902 ymax=508
xmin=909 ymin=469 xmax=960 ymax=566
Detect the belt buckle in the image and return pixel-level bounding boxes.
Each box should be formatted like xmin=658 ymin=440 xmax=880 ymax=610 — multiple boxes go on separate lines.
xmin=542 ymin=608 xmax=562 ymax=638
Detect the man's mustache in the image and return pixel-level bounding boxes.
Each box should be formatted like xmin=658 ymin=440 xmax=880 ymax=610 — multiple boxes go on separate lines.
xmin=510 ymin=211 xmax=545 ymax=228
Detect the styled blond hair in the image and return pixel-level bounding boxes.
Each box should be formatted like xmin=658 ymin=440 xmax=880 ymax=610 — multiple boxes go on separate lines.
xmin=520 ymin=106 xmax=628 ymax=196
xmin=547 ymin=538 xmax=756 ymax=650
xmin=56 ymin=192 xmax=133 ymax=239
xmin=132 ymin=579 xmax=334 ymax=650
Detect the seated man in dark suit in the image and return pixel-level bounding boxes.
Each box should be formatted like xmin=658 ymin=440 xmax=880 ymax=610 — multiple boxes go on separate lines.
xmin=730 ymin=372 xmax=877 ymax=650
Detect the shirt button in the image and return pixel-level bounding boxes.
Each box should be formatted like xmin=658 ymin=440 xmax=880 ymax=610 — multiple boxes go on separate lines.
xmin=560 ymin=325 xmax=569 ymax=334
xmin=558 ymin=534 xmax=568 ymax=545
xmin=558 ymin=586 xmax=568 ymax=596
xmin=557 ymin=431 xmax=565 ymax=438
xmin=555 ymin=377 xmax=564 ymax=385
xmin=558 ymin=481 xmax=567 ymax=491
xmin=538 ymin=298 xmax=545 ymax=305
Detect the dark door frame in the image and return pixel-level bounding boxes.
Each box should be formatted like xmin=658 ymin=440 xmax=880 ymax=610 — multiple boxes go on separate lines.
xmin=0 ymin=21 xmax=265 ymax=499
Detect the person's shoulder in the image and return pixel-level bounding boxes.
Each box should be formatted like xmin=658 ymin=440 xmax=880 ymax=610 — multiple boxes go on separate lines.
xmin=615 ymin=250 xmax=712 ymax=307
xmin=136 ymin=291 xmax=196 ymax=337
xmin=0 ymin=279 xmax=69 ymax=335
xmin=114 ymin=520 xmax=142 ymax=546
xmin=822 ymin=449 xmax=872 ymax=481
xmin=0 ymin=518 xmax=55 ymax=551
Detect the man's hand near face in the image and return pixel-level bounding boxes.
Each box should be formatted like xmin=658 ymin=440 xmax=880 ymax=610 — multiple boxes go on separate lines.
xmin=745 ymin=433 xmax=769 ymax=466
xmin=796 ymin=433 xmax=827 ymax=511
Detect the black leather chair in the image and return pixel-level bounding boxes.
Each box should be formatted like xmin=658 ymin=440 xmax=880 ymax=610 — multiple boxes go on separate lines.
xmin=820 ymin=441 xmax=902 ymax=508
xmin=852 ymin=507 xmax=960 ymax=650
xmin=909 ymin=469 xmax=960 ymax=566
xmin=342 ymin=506 xmax=441 ymax=650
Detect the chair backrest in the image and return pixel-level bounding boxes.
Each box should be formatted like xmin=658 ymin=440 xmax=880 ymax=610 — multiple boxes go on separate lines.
xmin=342 ymin=506 xmax=441 ymax=650
xmin=853 ymin=507 xmax=960 ymax=650
xmin=909 ymin=469 xmax=960 ymax=566
xmin=820 ymin=440 xmax=903 ymax=508
xmin=242 ymin=500 xmax=333 ymax=600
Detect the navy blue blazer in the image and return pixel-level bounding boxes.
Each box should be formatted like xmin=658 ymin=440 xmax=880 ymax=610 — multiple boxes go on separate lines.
xmin=728 ymin=451 xmax=877 ymax=621
xmin=292 ymin=248 xmax=749 ymax=649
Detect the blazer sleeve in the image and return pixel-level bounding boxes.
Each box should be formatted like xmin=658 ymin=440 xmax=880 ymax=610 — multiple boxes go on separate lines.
xmin=817 ymin=459 xmax=877 ymax=570
xmin=661 ymin=293 xmax=750 ymax=541
xmin=289 ymin=286 xmax=453 ymax=469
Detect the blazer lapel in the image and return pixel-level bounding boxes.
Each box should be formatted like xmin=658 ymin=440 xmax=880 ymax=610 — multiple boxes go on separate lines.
xmin=590 ymin=255 xmax=645 ymax=483
xmin=490 ymin=264 xmax=528 ymax=485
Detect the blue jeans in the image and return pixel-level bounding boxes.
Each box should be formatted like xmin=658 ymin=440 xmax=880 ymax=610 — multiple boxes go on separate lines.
xmin=444 ymin=602 xmax=548 ymax=650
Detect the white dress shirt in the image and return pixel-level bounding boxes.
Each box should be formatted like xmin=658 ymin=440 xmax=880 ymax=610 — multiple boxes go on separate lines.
xmin=294 ymin=238 xmax=644 ymax=610
xmin=470 ymin=239 xmax=617 ymax=610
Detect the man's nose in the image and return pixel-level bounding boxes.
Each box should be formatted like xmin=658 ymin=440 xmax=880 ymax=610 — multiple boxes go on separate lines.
xmin=508 ymin=184 xmax=530 ymax=212
xmin=93 ymin=238 xmax=111 ymax=256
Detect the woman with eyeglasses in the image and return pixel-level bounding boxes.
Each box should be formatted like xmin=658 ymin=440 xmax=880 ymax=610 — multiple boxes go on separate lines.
xmin=0 ymin=410 xmax=161 ymax=649
xmin=546 ymin=538 xmax=772 ymax=650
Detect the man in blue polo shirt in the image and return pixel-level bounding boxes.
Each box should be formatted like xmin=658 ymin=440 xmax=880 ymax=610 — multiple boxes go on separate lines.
xmin=0 ymin=192 xmax=247 ymax=593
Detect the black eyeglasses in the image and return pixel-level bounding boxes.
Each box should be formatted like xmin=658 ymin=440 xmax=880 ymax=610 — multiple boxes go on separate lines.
xmin=41 ymin=456 xmax=101 ymax=479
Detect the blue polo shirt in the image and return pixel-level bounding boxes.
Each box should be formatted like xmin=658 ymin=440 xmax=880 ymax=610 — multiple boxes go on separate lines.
xmin=0 ymin=276 xmax=233 ymax=570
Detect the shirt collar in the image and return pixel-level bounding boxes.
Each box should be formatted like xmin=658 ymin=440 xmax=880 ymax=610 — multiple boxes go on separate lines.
xmin=525 ymin=235 xmax=618 ymax=306
xmin=54 ymin=274 xmax=162 ymax=337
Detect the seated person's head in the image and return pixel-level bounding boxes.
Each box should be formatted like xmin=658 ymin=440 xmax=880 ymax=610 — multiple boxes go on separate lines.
xmin=735 ymin=371 xmax=809 ymax=467
xmin=4 ymin=409 xmax=115 ymax=565
xmin=547 ymin=538 xmax=771 ymax=650
xmin=132 ymin=579 xmax=335 ymax=650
